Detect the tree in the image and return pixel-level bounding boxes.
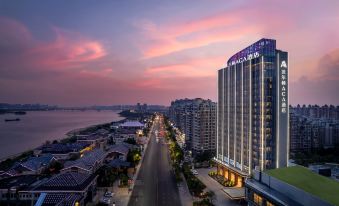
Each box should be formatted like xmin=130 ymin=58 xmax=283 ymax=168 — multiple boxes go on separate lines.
xmin=124 ymin=138 xmax=137 ymax=145
xmin=127 ymin=149 xmax=141 ymax=166
xmin=97 ymin=166 xmax=117 ymax=187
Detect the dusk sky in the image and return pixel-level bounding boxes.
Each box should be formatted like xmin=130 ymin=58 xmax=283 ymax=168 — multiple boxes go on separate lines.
xmin=0 ymin=0 xmax=339 ymax=106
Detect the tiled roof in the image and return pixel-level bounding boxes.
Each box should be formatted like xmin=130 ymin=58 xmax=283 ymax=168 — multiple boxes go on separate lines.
xmin=42 ymin=193 xmax=83 ymax=206
xmin=6 ymin=154 xmax=54 ymax=176
xmin=63 ymin=149 xmax=106 ymax=171
xmin=22 ymin=154 xmax=54 ymax=171
xmin=108 ymin=144 xmax=130 ymax=155
xmin=34 ymin=172 xmax=96 ymax=191
xmin=108 ymin=159 xmax=131 ymax=168
xmin=0 ymin=175 xmax=44 ymax=190
xmin=39 ymin=143 xmax=89 ymax=154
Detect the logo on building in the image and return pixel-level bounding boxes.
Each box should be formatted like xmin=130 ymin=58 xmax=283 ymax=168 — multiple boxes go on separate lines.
xmin=228 ymin=51 xmax=260 ymax=66
xmin=280 ymin=60 xmax=287 ymax=113
xmin=281 ymin=60 xmax=287 ymax=68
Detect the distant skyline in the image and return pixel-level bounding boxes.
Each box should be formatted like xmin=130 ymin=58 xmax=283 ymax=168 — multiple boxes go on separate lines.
xmin=0 ymin=0 xmax=339 ymax=106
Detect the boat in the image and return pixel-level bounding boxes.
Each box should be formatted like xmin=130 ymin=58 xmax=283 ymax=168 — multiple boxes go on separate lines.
xmin=4 ymin=118 xmax=20 ymax=122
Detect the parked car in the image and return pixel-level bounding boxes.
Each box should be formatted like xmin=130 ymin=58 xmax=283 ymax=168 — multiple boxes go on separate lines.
xmin=191 ymin=169 xmax=198 ymax=175
xmin=104 ymin=191 xmax=114 ymax=197
xmin=100 ymin=197 xmax=111 ymax=205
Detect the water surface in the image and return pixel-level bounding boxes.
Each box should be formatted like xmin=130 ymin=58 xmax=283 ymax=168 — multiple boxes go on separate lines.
xmin=0 ymin=110 xmax=123 ymax=159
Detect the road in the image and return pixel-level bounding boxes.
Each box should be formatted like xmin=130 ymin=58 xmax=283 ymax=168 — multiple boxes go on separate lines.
xmin=128 ymin=115 xmax=181 ymax=206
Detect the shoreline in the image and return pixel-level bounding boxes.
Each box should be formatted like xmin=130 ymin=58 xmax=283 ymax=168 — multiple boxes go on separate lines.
xmin=0 ymin=118 xmax=125 ymax=164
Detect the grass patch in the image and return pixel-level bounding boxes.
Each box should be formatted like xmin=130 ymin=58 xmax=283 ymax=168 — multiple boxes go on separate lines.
xmin=266 ymin=166 xmax=339 ymax=206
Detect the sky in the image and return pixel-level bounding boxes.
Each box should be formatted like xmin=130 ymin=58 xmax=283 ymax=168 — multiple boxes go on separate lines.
xmin=0 ymin=0 xmax=338 ymax=106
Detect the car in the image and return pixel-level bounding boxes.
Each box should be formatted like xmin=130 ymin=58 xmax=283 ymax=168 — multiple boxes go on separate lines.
xmin=100 ymin=197 xmax=111 ymax=204
xmin=191 ymin=169 xmax=198 ymax=175
xmin=104 ymin=191 xmax=114 ymax=197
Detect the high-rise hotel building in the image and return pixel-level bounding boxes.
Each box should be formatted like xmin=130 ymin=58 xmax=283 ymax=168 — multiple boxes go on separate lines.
xmin=215 ymin=38 xmax=289 ymax=187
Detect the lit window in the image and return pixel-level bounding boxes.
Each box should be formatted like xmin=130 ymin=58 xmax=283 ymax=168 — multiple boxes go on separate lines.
xmin=254 ymin=193 xmax=263 ymax=205
xmin=266 ymin=201 xmax=275 ymax=206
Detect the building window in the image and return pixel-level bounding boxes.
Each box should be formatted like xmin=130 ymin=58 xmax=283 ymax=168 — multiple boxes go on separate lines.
xmin=266 ymin=201 xmax=274 ymax=206
xmin=254 ymin=193 xmax=263 ymax=205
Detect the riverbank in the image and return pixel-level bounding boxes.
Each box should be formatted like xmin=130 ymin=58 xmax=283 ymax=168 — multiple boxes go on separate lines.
xmin=0 ymin=110 xmax=124 ymax=163
xmin=0 ymin=121 xmax=114 ymax=170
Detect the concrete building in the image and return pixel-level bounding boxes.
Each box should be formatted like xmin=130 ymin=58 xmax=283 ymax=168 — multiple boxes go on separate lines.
xmin=289 ymin=111 xmax=339 ymax=153
xmin=215 ymin=38 xmax=289 ymax=187
xmin=245 ymin=166 xmax=338 ymax=206
xmin=169 ymin=98 xmax=216 ymax=154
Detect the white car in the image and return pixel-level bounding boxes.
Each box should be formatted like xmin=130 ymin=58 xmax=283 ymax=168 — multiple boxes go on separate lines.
xmin=104 ymin=191 xmax=114 ymax=197
xmin=191 ymin=169 xmax=198 ymax=175
xmin=100 ymin=197 xmax=111 ymax=204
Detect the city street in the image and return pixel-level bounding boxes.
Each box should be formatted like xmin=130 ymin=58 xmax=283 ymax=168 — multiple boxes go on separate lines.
xmin=128 ymin=116 xmax=181 ymax=206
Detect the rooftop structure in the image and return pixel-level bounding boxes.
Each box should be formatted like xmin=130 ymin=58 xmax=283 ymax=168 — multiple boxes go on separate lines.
xmin=3 ymin=154 xmax=55 ymax=177
xmin=37 ymin=142 xmax=90 ymax=155
xmin=33 ymin=172 xmax=97 ymax=192
xmin=62 ymin=149 xmax=106 ymax=174
xmin=0 ymin=175 xmax=44 ymax=191
xmin=120 ymin=121 xmax=145 ymax=128
xmin=108 ymin=159 xmax=131 ymax=168
xmin=37 ymin=193 xmax=83 ymax=206
xmin=266 ymin=166 xmax=339 ymax=205
xmin=245 ymin=166 xmax=339 ymax=206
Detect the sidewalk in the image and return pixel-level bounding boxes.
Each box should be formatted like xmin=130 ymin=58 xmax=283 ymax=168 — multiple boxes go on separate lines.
xmin=178 ymin=173 xmax=194 ymax=206
xmin=112 ymin=126 xmax=153 ymax=206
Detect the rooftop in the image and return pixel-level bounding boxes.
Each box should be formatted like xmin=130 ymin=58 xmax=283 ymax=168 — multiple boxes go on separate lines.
xmin=63 ymin=149 xmax=106 ymax=171
xmin=108 ymin=144 xmax=130 ymax=155
xmin=6 ymin=154 xmax=55 ymax=176
xmin=266 ymin=166 xmax=339 ymax=206
xmin=34 ymin=172 xmax=96 ymax=191
xmin=40 ymin=193 xmax=83 ymax=206
xmin=0 ymin=175 xmax=45 ymax=190
xmin=39 ymin=143 xmax=89 ymax=154
xmin=108 ymin=159 xmax=131 ymax=168
xmin=120 ymin=121 xmax=144 ymax=128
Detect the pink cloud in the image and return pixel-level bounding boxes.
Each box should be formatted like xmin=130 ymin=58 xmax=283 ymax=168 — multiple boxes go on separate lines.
xmin=0 ymin=17 xmax=106 ymax=72
xmin=136 ymin=3 xmax=297 ymax=59
xmin=28 ymin=27 xmax=106 ymax=68
xmin=144 ymin=55 xmax=225 ymax=78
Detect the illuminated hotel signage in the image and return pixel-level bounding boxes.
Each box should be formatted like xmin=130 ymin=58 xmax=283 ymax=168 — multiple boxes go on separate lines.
xmin=227 ymin=38 xmax=276 ymax=66
xmin=228 ymin=51 xmax=260 ymax=66
xmin=280 ymin=60 xmax=288 ymax=113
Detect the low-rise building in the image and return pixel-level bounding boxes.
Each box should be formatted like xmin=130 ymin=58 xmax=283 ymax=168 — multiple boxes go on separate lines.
xmin=0 ymin=175 xmax=47 ymax=204
xmin=112 ymin=128 xmax=137 ymax=144
xmin=77 ymin=134 xmax=107 ymax=149
xmin=31 ymin=172 xmax=97 ymax=205
xmin=34 ymin=142 xmax=92 ymax=160
xmin=119 ymin=121 xmax=145 ymax=130
xmin=245 ymin=166 xmax=339 ymax=206
xmin=106 ymin=144 xmax=130 ymax=161
xmin=61 ymin=149 xmax=106 ymax=174
xmin=2 ymin=154 xmax=55 ymax=177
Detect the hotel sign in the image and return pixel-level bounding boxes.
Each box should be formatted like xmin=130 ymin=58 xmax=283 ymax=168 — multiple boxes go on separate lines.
xmin=228 ymin=51 xmax=260 ymax=66
xmin=277 ymin=53 xmax=289 ymax=168
xmin=280 ymin=60 xmax=288 ymax=113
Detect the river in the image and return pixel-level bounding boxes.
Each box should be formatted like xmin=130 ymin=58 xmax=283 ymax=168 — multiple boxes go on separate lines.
xmin=0 ymin=110 xmax=123 ymax=159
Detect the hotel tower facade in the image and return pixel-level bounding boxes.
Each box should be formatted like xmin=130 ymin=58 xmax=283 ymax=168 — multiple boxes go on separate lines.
xmin=215 ymin=38 xmax=289 ymax=187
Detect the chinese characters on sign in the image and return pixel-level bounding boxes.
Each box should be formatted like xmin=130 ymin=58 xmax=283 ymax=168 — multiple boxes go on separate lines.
xmin=228 ymin=51 xmax=260 ymax=66
xmin=280 ymin=60 xmax=287 ymax=113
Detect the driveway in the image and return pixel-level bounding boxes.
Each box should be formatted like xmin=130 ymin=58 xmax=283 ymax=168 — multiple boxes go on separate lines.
xmin=196 ymin=167 xmax=245 ymax=206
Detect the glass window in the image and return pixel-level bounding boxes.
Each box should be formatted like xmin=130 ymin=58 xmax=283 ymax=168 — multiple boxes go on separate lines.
xmin=254 ymin=193 xmax=263 ymax=205
xmin=266 ymin=201 xmax=275 ymax=206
